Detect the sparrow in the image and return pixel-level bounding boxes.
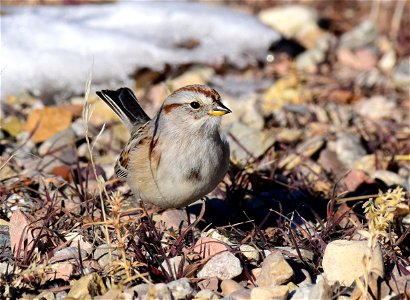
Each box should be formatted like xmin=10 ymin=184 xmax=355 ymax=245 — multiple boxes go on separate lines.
xmin=96 ymin=85 xmax=231 ymax=208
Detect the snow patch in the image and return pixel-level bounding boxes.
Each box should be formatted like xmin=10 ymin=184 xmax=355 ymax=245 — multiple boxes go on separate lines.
xmin=1 ymin=2 xmax=280 ymax=101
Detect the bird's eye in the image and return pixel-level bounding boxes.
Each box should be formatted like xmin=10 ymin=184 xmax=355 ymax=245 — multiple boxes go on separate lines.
xmin=190 ymin=101 xmax=200 ymax=109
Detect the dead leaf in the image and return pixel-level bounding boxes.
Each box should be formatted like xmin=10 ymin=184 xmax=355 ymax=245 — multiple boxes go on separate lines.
xmin=25 ymin=107 xmax=73 ymax=143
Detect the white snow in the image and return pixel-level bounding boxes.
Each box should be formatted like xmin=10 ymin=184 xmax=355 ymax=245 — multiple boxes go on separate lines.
xmin=0 ymin=2 xmax=280 ymax=101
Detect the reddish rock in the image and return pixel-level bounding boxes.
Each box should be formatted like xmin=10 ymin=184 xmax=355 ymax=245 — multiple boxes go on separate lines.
xmin=193 ymin=237 xmax=230 ymax=259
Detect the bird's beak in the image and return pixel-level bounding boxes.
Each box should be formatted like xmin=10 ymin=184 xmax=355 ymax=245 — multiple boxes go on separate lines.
xmin=208 ymin=101 xmax=232 ymax=116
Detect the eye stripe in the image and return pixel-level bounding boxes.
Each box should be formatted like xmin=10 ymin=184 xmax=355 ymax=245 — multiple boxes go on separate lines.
xmin=163 ymin=103 xmax=183 ymax=114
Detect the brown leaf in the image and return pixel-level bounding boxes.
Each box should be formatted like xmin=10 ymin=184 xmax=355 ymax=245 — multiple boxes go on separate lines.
xmin=24 ymin=107 xmax=73 ymax=143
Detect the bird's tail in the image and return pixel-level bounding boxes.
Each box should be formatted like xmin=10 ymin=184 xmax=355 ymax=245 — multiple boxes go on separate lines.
xmin=96 ymin=88 xmax=150 ymax=131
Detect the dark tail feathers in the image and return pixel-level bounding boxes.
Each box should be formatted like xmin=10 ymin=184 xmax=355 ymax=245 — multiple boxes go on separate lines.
xmin=96 ymin=88 xmax=150 ymax=130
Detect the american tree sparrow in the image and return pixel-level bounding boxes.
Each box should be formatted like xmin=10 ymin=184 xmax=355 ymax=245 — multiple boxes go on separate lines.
xmin=96 ymin=85 xmax=231 ymax=208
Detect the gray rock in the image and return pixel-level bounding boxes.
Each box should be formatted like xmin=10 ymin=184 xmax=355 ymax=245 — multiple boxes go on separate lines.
xmin=37 ymin=128 xmax=76 ymax=172
xmin=290 ymin=280 xmax=331 ymax=300
xmin=228 ymin=123 xmax=275 ymax=163
xmin=93 ymin=244 xmax=121 ymax=269
xmin=372 ymin=170 xmax=407 ymax=189
xmin=161 ymin=256 xmax=188 ymax=279
xmin=296 ymin=48 xmax=325 ymax=72
xmin=197 ymin=252 xmax=242 ymax=280
xmin=167 ymin=278 xmax=194 ymax=300
xmin=393 ymin=57 xmax=410 ymax=91
xmin=334 ymin=132 xmax=366 ymax=169
xmin=355 ymin=96 xmax=396 ymax=120
xmin=339 ymin=20 xmax=378 ymax=49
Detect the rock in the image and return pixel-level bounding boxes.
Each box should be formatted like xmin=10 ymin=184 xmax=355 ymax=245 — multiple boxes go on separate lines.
xmin=296 ymin=46 xmax=326 ymax=73
xmin=393 ymin=57 xmax=410 ymax=91
xmin=251 ymin=285 xmax=289 ymax=300
xmin=167 ymin=67 xmax=214 ymax=91
xmin=337 ymin=48 xmax=378 ymax=71
xmin=290 ymin=280 xmax=331 ymax=300
xmin=202 ymin=229 xmax=233 ymax=245
xmin=37 ymin=128 xmax=76 ymax=173
xmin=334 ymin=132 xmax=366 ymax=169
xmin=261 ymin=75 xmax=302 ymax=114
xmin=93 ymin=244 xmax=121 ymax=270
xmin=355 ymin=96 xmax=396 ymax=120
xmin=197 ymin=252 xmax=242 ymax=280
xmin=0 ymin=224 xmax=11 ymax=259
xmin=152 ymin=283 xmax=173 ymax=300
xmin=46 ymin=262 xmax=74 ymax=281
xmin=159 ymin=209 xmax=197 ymax=231
xmin=9 ymin=210 xmax=38 ymax=259
xmin=33 ymin=291 xmax=55 ymax=300
xmin=228 ymin=123 xmax=275 ymax=162
xmin=67 ymin=273 xmax=106 ymax=298
xmin=167 ymin=278 xmax=194 ymax=300
xmin=0 ymin=262 xmax=9 ymax=276
xmin=193 ymin=237 xmax=231 ymax=259
xmin=195 ymin=289 xmax=219 ymax=300
xmin=352 ymin=154 xmax=385 ymax=174
xmin=221 ymin=279 xmax=243 ymax=296
xmin=95 ymin=286 xmax=125 ymax=300
xmin=49 ymin=247 xmax=88 ymax=263
xmin=256 ymin=251 xmax=294 ymax=287
xmin=259 ymin=5 xmax=318 ymax=39
xmin=197 ymin=277 xmax=219 ymax=292
xmin=343 ymin=169 xmax=374 ymax=192
xmin=318 ymin=148 xmax=345 ymax=175
xmin=322 ymin=239 xmax=384 ymax=286
xmin=239 ymin=244 xmax=260 ymax=262
xmin=339 ymin=20 xmax=378 ymax=49
xmin=1 ymin=116 xmax=23 ymax=137
xmin=378 ymin=49 xmax=396 ymax=72
xmin=278 ymin=136 xmax=324 ymax=170
xmin=371 ymin=170 xmax=407 ymax=188
xmin=125 ymin=283 xmax=149 ymax=299
xmin=24 ymin=106 xmax=73 ymax=143
xmin=228 ymin=288 xmax=252 ymax=300
xmin=161 ymin=256 xmax=188 ymax=279
xmin=65 ymin=232 xmax=93 ymax=255
xmin=221 ymin=93 xmax=264 ymax=130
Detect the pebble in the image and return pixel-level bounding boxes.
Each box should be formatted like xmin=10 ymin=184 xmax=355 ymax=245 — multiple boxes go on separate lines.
xmin=197 ymin=252 xmax=242 ymax=280
xmin=251 ymin=285 xmax=289 ymax=300
xmin=221 ymin=279 xmax=243 ymax=296
xmin=393 ymin=57 xmax=410 ymax=91
xmin=322 ymin=239 xmax=384 ymax=286
xmin=67 ymin=273 xmax=106 ymax=299
xmin=159 ymin=209 xmax=196 ymax=231
xmin=290 ymin=280 xmax=331 ymax=300
xmin=256 ymin=251 xmax=294 ymax=287
xmin=193 ymin=237 xmax=231 ymax=259
xmin=334 ymin=132 xmax=367 ymax=169
xmin=93 ymin=243 xmax=121 ymax=270
xmin=228 ymin=288 xmax=252 ymax=300
xmin=371 ymin=170 xmax=407 ymax=188
xmin=161 ymin=255 xmax=188 ymax=279
xmin=355 ymin=96 xmax=396 ymax=120
xmin=339 ymin=20 xmax=378 ymax=49
xmin=239 ymin=244 xmax=260 ymax=262
xmin=167 ymin=278 xmax=194 ymax=300
xmin=194 ymin=289 xmax=219 ymax=300
xmin=228 ymin=123 xmax=275 ymax=163
xmin=258 ymin=5 xmax=318 ymax=39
